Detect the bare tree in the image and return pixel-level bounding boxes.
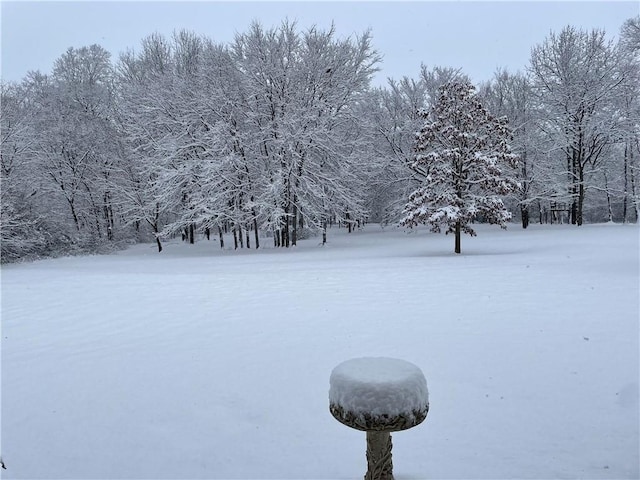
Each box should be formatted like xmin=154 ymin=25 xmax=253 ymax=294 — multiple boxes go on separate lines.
xmin=0 ymin=81 xmax=48 ymax=260
xmin=529 ymin=26 xmax=624 ymax=225
xmin=230 ymin=21 xmax=380 ymax=246
xmin=480 ymin=70 xmax=545 ymax=228
xmin=617 ymin=16 xmax=640 ymax=222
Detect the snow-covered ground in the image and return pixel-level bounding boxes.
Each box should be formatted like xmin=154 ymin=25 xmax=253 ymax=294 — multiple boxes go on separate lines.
xmin=1 ymin=223 xmax=638 ymax=479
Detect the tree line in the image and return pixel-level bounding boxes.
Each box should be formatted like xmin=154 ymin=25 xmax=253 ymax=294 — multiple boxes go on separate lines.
xmin=1 ymin=18 xmax=638 ymax=261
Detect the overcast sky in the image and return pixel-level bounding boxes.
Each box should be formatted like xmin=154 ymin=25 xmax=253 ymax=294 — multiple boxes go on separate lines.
xmin=1 ymin=1 xmax=638 ymax=87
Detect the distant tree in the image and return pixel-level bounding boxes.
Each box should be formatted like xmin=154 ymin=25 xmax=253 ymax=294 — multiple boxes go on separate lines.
xmin=480 ymin=69 xmax=543 ymax=228
xmin=364 ymin=66 xmax=469 ymax=225
xmin=230 ymin=21 xmax=380 ymax=246
xmin=0 ymin=81 xmax=47 ymax=261
xmin=115 ymin=33 xmax=184 ymax=252
xmin=26 ymin=45 xmax=121 ymax=244
xmin=401 ymin=81 xmax=519 ymax=254
xmin=529 ymin=26 xmax=623 ymax=225
xmin=620 ymin=16 xmax=640 ymax=54
xmin=617 ymin=16 xmax=640 ymax=222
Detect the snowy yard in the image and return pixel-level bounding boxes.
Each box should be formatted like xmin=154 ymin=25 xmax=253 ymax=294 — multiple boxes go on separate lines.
xmin=1 ymin=223 xmax=638 ymax=479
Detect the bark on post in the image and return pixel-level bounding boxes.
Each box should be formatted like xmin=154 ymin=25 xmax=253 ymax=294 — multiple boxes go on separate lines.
xmin=365 ymin=431 xmax=393 ymax=480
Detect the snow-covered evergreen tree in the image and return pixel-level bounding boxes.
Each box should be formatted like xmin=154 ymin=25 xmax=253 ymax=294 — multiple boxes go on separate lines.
xmin=401 ymin=81 xmax=519 ymax=254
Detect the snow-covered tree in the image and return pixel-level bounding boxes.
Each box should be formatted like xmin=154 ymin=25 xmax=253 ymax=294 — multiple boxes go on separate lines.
xmin=229 ymin=21 xmax=380 ymax=246
xmin=5 ymin=17 xmax=639 ymax=262
xmin=115 ymin=23 xmax=380 ymax=251
xmin=24 ymin=45 xmax=122 ymax=246
xmin=529 ymin=26 xmax=624 ymax=225
xmin=480 ymin=69 xmax=548 ymax=228
xmin=0 ymin=81 xmax=48 ymax=261
xmin=401 ymin=81 xmax=519 ymax=254
xmin=364 ymin=66 xmax=469 ymax=225
xmin=617 ymin=16 xmax=640 ymax=222
xmin=116 ymin=32 xmax=205 ymax=251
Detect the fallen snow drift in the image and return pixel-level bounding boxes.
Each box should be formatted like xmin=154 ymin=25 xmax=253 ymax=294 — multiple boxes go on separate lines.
xmin=1 ymin=223 xmax=638 ymax=479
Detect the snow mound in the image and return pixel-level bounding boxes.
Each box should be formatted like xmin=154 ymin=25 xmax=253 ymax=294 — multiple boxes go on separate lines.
xmin=329 ymin=357 xmax=429 ymax=418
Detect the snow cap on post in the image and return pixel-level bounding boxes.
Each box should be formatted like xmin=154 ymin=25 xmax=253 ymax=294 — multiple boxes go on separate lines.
xmin=329 ymin=357 xmax=429 ymax=425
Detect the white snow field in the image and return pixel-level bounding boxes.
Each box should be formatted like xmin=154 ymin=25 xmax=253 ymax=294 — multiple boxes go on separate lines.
xmin=1 ymin=223 xmax=638 ymax=479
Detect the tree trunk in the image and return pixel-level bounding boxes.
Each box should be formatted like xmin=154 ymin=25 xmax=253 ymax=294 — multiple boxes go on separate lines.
xmin=292 ymin=201 xmax=298 ymax=246
xmin=150 ymin=220 xmax=162 ymax=253
xmin=521 ymin=206 xmax=529 ymax=229
xmin=322 ymin=219 xmax=327 ymax=246
xmin=623 ymin=142 xmax=629 ymax=223
xmin=189 ymin=223 xmax=195 ymax=244
xmin=233 ymin=229 xmax=238 ymax=250
xmin=67 ymin=198 xmax=81 ymax=232
xmin=253 ymin=217 xmax=260 ymax=249
xmin=577 ymin=167 xmax=585 ymax=226
xmin=631 ymin=145 xmax=639 ymax=221
xmin=603 ymin=171 xmax=613 ymax=222
xmin=281 ymin=219 xmax=289 ymax=248
xmin=85 ymin=188 xmax=102 ymax=239
xmin=538 ymin=201 xmax=543 ymax=224
xmin=520 ymin=150 xmax=529 ymax=230
xmin=568 ymin=148 xmax=579 ymax=225
xmin=454 ymin=221 xmax=461 ymax=254
xmin=104 ymin=192 xmax=114 ymax=241
xmin=218 ymin=225 xmax=224 ymax=249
